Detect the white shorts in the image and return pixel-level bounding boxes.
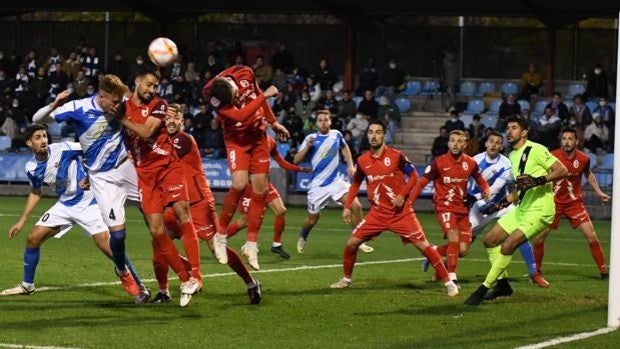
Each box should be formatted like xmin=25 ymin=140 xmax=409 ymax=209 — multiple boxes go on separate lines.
xmin=36 ymin=197 xmax=108 ymax=238
xmin=307 ymin=177 xmax=350 ymax=215
xmin=470 ymin=200 xmax=515 ymax=236
xmin=89 ymin=159 xmax=140 ymax=227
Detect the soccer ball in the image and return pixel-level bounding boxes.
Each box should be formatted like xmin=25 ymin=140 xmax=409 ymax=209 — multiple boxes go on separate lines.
xmin=147 ymin=37 xmax=178 ymax=67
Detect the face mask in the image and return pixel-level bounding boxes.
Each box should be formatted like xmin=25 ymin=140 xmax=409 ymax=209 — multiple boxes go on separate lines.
xmin=0 ymin=53 xmax=3 ymax=59
xmin=302 ymin=96 xmax=309 ymax=102
xmin=569 ymin=120 xmax=577 ymax=125
xmin=12 ymin=102 xmax=19 ymax=108
xmin=389 ymin=63 xmax=396 ymax=69
xmin=594 ymin=69 xmax=602 ymax=75
xmin=137 ymin=59 xmax=144 ymax=64
xmin=599 ymin=101 xmax=607 ymax=107
xmin=67 ymin=87 xmax=75 ymax=94
xmin=451 ymin=117 xmax=457 ymax=122
xmin=87 ymin=89 xmax=95 ymax=95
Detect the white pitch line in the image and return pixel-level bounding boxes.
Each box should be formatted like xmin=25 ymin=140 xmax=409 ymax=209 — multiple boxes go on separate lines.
xmin=514 ymin=326 xmax=618 ymax=349
xmin=0 ymin=344 xmax=81 ymax=349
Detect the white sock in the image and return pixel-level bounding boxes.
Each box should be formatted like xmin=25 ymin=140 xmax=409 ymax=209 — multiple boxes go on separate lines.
xmin=272 ymin=242 xmax=282 ymax=247
xmin=246 ymin=241 xmax=257 ymax=249
xmin=448 ymin=272 xmax=457 ymax=281
xmin=22 ymin=282 xmax=34 ymax=289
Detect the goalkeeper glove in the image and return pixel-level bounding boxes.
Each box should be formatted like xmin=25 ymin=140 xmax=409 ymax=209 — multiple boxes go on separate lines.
xmin=516 ymin=174 xmax=547 ymax=191
xmin=463 ymin=193 xmax=477 ymax=208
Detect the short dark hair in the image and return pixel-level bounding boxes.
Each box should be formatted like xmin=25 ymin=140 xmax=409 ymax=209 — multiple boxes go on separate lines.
xmin=487 ymin=131 xmax=504 ymax=140
xmin=562 ymin=127 xmax=578 ymax=139
xmin=25 ymin=124 xmax=47 ymax=141
xmin=211 ymin=78 xmax=234 ymax=105
xmin=506 ymin=114 xmax=530 ymax=131
xmin=134 ymin=65 xmax=160 ymax=80
xmin=367 ymin=120 xmax=386 ymax=132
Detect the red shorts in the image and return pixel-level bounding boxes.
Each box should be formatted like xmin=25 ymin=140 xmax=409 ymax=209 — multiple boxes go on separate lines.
xmin=352 ymin=209 xmax=427 ymax=244
xmin=137 ymin=160 xmax=189 ymax=215
xmin=435 ymin=211 xmax=472 ymax=243
xmin=225 ymin=135 xmax=270 ymax=174
xmin=238 ymin=183 xmax=281 ymax=214
xmin=550 ymin=201 xmax=591 ymax=229
xmin=164 ymin=198 xmax=218 ymax=241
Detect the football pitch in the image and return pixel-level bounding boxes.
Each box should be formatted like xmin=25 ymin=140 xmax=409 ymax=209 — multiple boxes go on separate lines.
xmin=0 ymin=195 xmax=617 ymax=348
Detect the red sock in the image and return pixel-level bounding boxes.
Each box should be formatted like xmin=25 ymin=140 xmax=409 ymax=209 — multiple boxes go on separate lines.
xmin=343 ymin=245 xmax=358 ymax=279
xmin=219 ymin=187 xmax=243 ymax=231
xmin=423 ymin=245 xmax=450 ymax=282
xmin=246 ymin=191 xmax=267 ymax=243
xmin=534 ymin=242 xmax=545 ymax=272
xmin=151 ymin=239 xmax=169 ymax=291
xmin=153 ymin=233 xmax=190 ymax=282
xmin=179 ymin=254 xmax=191 ymax=272
xmin=588 ymin=240 xmax=607 ymax=273
xmin=226 ymin=246 xmax=253 ymax=284
xmin=446 ymin=242 xmax=459 ymax=273
xmin=227 ymin=221 xmax=242 ymax=238
xmin=179 ymin=221 xmax=202 ymax=281
xmin=436 ymin=244 xmax=448 ymax=256
xmin=273 ymin=214 xmax=285 ymax=244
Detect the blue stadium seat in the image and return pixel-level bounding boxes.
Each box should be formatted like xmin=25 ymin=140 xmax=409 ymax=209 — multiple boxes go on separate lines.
xmin=500 ymin=82 xmax=519 ymax=95
xmin=587 ymin=152 xmax=598 ymax=169
xmin=563 ymin=100 xmax=574 ymax=110
xmin=460 ymin=114 xmax=474 ymax=128
xmin=610 ymin=102 xmax=615 ymax=111
xmin=595 ymin=172 xmax=613 ymax=189
xmin=0 ymin=135 xmax=11 ymax=151
xmin=564 ymin=83 xmax=586 ymax=100
xmin=482 ymin=115 xmax=497 ymax=128
xmin=267 ymin=96 xmax=276 ymax=107
xmin=532 ymin=100 xmax=549 ymax=117
xmin=586 ymin=101 xmax=598 ymax=113
xmin=276 ymin=142 xmax=291 ymax=157
xmin=517 ymin=99 xmax=530 ymax=112
xmin=485 ymin=99 xmax=502 ymax=116
xmin=420 ymin=80 xmax=441 ymax=96
xmin=394 ymin=97 xmax=411 ymax=113
xmin=352 ymin=96 xmax=363 ymax=108
xmin=475 ymin=82 xmax=496 ymax=97
xmin=457 ymin=81 xmax=476 ymax=97
xmin=403 ymin=80 xmax=422 ymax=96
xmin=463 ymin=99 xmax=485 ymax=115
xmin=47 ymin=122 xmax=62 ymax=137
xmin=600 ymin=153 xmax=614 ymax=170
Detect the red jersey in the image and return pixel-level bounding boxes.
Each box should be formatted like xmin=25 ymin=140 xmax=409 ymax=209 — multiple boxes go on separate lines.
xmin=170 ymin=130 xmax=214 ymax=204
xmin=267 ymin=136 xmax=303 ymax=172
xmin=551 ymin=149 xmax=590 ymax=204
xmin=202 ymin=65 xmax=276 ymax=144
xmin=345 ymin=146 xmax=419 ymax=214
xmin=412 ymin=152 xmax=489 ymax=214
xmin=123 ymin=96 xmax=172 ymax=170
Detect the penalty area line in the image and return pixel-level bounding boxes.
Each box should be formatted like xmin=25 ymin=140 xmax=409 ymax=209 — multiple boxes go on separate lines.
xmin=0 ymin=343 xmax=81 ymax=349
xmin=514 ymin=326 xmax=617 ymax=349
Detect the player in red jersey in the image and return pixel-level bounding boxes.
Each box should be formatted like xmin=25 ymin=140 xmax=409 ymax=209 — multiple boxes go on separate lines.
xmin=410 ymin=130 xmax=490 ymax=284
xmin=202 ymin=65 xmax=289 ymax=266
xmin=330 ymin=120 xmax=459 ymax=296
xmin=117 ymin=67 xmax=201 ymax=307
xmin=532 ymin=127 xmax=610 ymax=279
xmin=227 ymin=136 xmax=312 ymax=267
xmin=149 ymin=105 xmax=262 ymax=305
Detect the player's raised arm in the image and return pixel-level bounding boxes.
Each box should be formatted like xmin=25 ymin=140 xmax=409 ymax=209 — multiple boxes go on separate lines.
xmin=32 ymin=89 xmax=72 ymax=124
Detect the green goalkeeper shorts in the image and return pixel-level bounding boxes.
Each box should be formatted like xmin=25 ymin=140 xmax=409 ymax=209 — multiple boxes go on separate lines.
xmin=497 ymin=205 xmax=554 ymax=239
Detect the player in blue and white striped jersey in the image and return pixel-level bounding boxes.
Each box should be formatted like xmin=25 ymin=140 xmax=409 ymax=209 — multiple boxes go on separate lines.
xmin=292 ymin=110 xmax=373 ymax=254
xmin=467 ymin=131 xmax=548 ymax=287
xmin=1 ymin=125 xmax=149 ymax=299
xmin=32 ymin=76 xmax=147 ymax=299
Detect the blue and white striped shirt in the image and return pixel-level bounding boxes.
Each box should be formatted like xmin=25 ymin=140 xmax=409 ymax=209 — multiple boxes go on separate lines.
xmin=26 ymin=142 xmax=95 ymax=207
xmin=298 ymin=130 xmax=346 ymax=188
xmin=470 ymin=152 xmax=513 ymax=207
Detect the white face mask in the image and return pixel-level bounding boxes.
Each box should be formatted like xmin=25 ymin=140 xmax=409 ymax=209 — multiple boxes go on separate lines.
xmin=594 ymin=68 xmax=602 ymax=75
xmin=599 ymin=101 xmax=607 ymax=107
xmin=569 ymin=120 xmax=577 ymax=125
xmin=389 ymin=63 xmax=396 ymax=69
xmin=12 ymin=102 xmax=19 ymax=108
xmin=451 ymin=117 xmax=457 ymax=122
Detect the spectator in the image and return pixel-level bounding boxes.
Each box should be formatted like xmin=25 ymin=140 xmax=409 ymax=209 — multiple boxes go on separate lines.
xmin=80 ymin=46 xmax=101 ymax=82
xmin=537 ymin=107 xmax=562 ymax=150
xmin=346 ymin=112 xmax=369 ymax=144
xmin=127 ymin=55 xmax=146 ymax=87
xmin=272 ymin=44 xmax=295 ymax=73
xmin=316 ymin=58 xmax=337 ymax=91
xmin=585 ymin=63 xmax=609 ymax=100
xmin=209 ymin=41 xmax=228 ymax=67
xmin=31 ymin=67 xmax=49 ymax=105
xmin=5 ymin=51 xmax=20 ymax=78
xmin=330 ymin=107 xmax=345 ymax=132
xmin=156 ymin=76 xmax=174 ymax=102
xmin=444 ymin=108 xmax=465 ymax=132
xmin=342 ymin=130 xmax=358 ymax=160
xmin=519 ymin=62 xmax=542 ymax=100
xmin=294 ymin=90 xmax=315 ymax=119
xmin=24 ymin=50 xmax=38 ymax=78
xmin=376 ymin=58 xmax=404 ymax=97
xmin=356 ymin=57 xmax=380 ymax=96
xmin=63 ymin=51 xmax=81 ymax=82
xmin=464 ymin=129 xmax=480 ymax=156
xmin=0 ymin=69 xmax=13 ymax=92
xmin=253 ymin=55 xmax=273 ymax=90
xmin=14 ymin=65 xmax=29 ymax=92
xmin=478 ymin=126 xmax=495 ymax=152
xmin=357 ymin=89 xmax=378 ymax=119
xmin=442 ymin=42 xmax=458 ymax=102
xmin=172 ymin=75 xmax=192 ymax=104
xmin=592 ymin=96 xmax=615 ymax=151
xmin=169 ymin=55 xmax=184 ymax=79
xmin=45 ymin=47 xmax=62 ymax=75
xmin=184 ymin=62 xmax=199 ymax=84
xmin=271 ymin=68 xmax=288 ymax=92
xmin=203 ymin=53 xmax=223 ymax=79
xmin=202 ymin=118 xmax=225 ymax=159
xmin=569 ymin=94 xmax=592 ymax=127
xmin=583 ymin=113 xmax=609 ymax=153
xmin=497 ymin=93 xmax=520 ymax=131
xmin=108 ymin=53 xmax=129 ymax=82
xmin=271 ymin=91 xmax=291 ymax=121
xmin=545 ymin=92 xmax=569 ymax=123
xmin=468 ymin=114 xmax=486 ymax=142
xmin=318 ymin=89 xmax=337 ymax=112
xmin=377 ymin=96 xmax=401 ymax=144
xmin=2 ymin=98 xmax=27 ymax=151
xmin=73 ymin=70 xmax=90 ymax=98
xmin=431 ymin=126 xmax=449 ymax=157
xmin=338 ymin=89 xmax=356 ymax=119
xmin=281 ymin=109 xmax=304 ymax=147
xmin=232 ymin=54 xmax=245 ymax=66
xmin=305 ymin=75 xmax=322 ymax=102
xmin=49 ymin=63 xmax=70 ymax=91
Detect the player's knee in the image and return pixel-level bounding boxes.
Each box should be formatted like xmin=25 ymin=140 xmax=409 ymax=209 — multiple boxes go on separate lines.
xmin=459 ymin=246 xmax=470 ymax=257
xmin=26 ymin=235 xmax=42 ymax=248
xmin=500 ymin=243 xmax=517 ymax=255
xmin=274 ymin=206 xmax=286 ymax=217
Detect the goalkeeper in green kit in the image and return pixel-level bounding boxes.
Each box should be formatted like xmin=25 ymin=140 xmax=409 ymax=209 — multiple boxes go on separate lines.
xmin=465 ymin=115 xmax=568 ymax=306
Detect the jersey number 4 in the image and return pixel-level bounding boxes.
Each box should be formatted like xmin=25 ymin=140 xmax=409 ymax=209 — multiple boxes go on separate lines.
xmin=109 ymin=209 xmax=116 ymax=221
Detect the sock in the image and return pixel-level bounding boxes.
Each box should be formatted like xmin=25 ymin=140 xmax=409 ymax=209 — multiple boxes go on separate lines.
xmin=342 ymin=245 xmax=358 ymax=279
xmin=518 ymin=241 xmax=538 ymax=276
xmin=423 ymin=245 xmax=449 ymax=282
xmin=436 ymin=244 xmax=448 ymax=256
xmin=124 ymin=255 xmax=143 ymax=286
xmin=534 ymin=242 xmax=545 ymax=272
xmin=219 ymin=187 xmax=243 ymax=231
xmin=588 ymin=240 xmax=607 ymax=273
xmin=486 ymin=245 xmax=507 ymax=280
xmin=227 ymin=221 xmax=243 ymax=238
xmin=273 ymin=214 xmax=285 ymax=244
xmin=109 ymin=230 xmax=127 ymax=272
xmin=23 ymin=247 xmax=40 ymax=284
xmin=226 ymin=246 xmax=253 ymax=284
xmin=299 ymin=227 xmax=311 ymax=240
xmin=483 ymin=248 xmax=513 ymax=288
xmin=151 ymin=239 xmax=169 ymax=291
xmin=246 ymin=191 xmax=267 ymax=243
xmin=272 ymin=242 xmax=282 ymax=247
xmin=153 ymin=233 xmax=190 ymax=282
xmin=179 ymin=221 xmax=202 ymax=281
xmin=446 ymin=242 xmax=459 ymax=273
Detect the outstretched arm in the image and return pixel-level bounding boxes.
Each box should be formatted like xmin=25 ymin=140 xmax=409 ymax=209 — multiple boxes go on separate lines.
xmin=9 ymin=189 xmax=42 ymax=239
xmin=32 ymin=90 xmax=72 ymax=124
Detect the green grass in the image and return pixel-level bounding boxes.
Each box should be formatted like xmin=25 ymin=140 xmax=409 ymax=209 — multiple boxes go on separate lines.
xmin=0 ymin=195 xmax=617 ymax=348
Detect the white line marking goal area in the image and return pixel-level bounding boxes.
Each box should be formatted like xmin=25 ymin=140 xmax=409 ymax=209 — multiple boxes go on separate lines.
xmin=514 ymin=326 xmax=618 ymax=349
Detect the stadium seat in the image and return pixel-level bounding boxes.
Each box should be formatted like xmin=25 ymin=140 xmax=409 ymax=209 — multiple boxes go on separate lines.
xmin=500 ymin=82 xmax=519 ymax=95
xmin=563 ymin=100 xmax=574 ymax=110
xmin=47 ymin=122 xmax=62 ymax=137
xmin=457 ymin=81 xmax=476 ymax=97
xmin=463 ymin=99 xmax=485 ymax=115
xmin=586 ymin=101 xmax=598 ymax=112
xmin=485 ymin=99 xmax=502 ymax=116
xmin=595 ymin=172 xmax=613 ymax=189
xmin=352 ymin=96 xmax=363 ymax=108
xmin=482 ymin=115 xmax=497 ymax=128
xmin=587 ymin=152 xmax=598 ymax=169
xmin=276 ymin=142 xmax=291 ymax=157
xmin=532 ymin=100 xmax=549 ymax=117
xmin=610 ymin=102 xmax=615 ymax=111
xmin=475 ymin=82 xmax=496 ymax=97
xmin=0 ymin=135 xmax=11 ymax=151
xmin=564 ymin=83 xmax=586 ymax=100
xmin=459 ymin=114 xmax=474 ymax=128
xmin=403 ymin=80 xmax=422 ymax=96
xmin=517 ymin=99 xmax=530 ymax=112
xmin=394 ymin=97 xmax=411 ymax=113
xmin=420 ymin=80 xmax=441 ymax=96
xmin=600 ymin=153 xmax=614 ymax=170
xmin=267 ymin=96 xmax=276 ymax=107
